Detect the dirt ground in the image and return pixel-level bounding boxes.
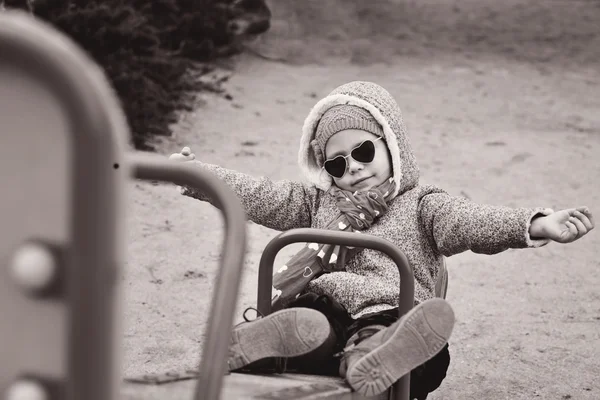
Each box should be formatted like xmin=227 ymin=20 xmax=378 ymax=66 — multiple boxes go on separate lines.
xmin=122 ymin=1 xmax=600 ymax=399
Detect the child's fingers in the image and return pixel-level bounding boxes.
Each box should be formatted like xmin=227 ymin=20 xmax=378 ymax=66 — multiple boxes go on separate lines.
xmin=568 ymin=216 xmax=587 ymax=236
xmin=181 ymin=153 xmax=196 ymax=161
xmin=564 ymin=221 xmax=578 ymax=239
xmin=578 ymin=207 xmax=595 ymax=228
xmin=169 ymin=152 xmax=195 ymax=162
xmin=169 ymin=153 xmax=185 ymax=161
xmin=573 ymin=210 xmax=594 ymax=231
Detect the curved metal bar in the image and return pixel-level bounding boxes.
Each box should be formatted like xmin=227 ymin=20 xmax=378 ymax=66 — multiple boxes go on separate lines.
xmin=0 ymin=10 xmax=129 ymax=400
xmin=256 ymin=228 xmax=414 ymax=400
xmin=130 ymin=154 xmax=247 ymax=400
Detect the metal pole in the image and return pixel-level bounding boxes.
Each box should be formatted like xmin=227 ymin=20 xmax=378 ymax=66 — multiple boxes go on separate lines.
xmin=130 ymin=155 xmax=247 ymax=400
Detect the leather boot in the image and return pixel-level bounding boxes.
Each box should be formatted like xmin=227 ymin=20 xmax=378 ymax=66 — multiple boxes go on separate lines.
xmin=340 ymin=298 xmax=455 ymax=397
xmin=228 ymin=307 xmax=331 ymax=372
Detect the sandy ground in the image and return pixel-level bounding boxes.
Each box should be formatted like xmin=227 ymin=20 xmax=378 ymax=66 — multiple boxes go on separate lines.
xmin=122 ymin=1 xmax=600 ymax=399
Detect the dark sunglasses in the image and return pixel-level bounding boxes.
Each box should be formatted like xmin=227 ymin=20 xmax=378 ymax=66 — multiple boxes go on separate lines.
xmin=323 ymin=137 xmax=383 ymax=179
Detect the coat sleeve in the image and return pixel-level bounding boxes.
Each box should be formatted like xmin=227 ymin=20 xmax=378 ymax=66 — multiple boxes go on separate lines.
xmin=418 ymin=192 xmax=553 ymax=257
xmin=179 ymin=161 xmax=320 ymax=231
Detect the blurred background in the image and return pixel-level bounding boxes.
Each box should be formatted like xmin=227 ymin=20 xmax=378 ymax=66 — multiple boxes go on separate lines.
xmin=3 ymin=0 xmax=599 ymax=149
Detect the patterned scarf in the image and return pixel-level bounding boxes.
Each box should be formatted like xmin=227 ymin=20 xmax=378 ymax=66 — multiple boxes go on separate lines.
xmin=271 ymin=177 xmax=396 ymax=311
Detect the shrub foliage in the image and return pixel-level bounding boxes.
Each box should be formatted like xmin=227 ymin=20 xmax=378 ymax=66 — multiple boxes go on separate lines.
xmin=2 ymin=0 xmax=271 ymax=150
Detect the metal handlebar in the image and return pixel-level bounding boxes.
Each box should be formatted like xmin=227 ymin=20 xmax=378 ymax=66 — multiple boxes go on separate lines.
xmin=256 ymin=228 xmax=415 ymax=400
xmin=130 ymin=154 xmax=247 ymax=400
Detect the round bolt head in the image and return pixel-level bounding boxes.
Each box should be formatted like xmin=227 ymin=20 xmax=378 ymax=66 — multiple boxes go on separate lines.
xmin=5 ymin=379 xmax=48 ymax=400
xmin=10 ymin=242 xmax=56 ymax=293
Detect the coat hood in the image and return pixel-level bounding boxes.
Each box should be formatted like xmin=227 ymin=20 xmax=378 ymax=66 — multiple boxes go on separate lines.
xmin=298 ymin=81 xmax=419 ymax=197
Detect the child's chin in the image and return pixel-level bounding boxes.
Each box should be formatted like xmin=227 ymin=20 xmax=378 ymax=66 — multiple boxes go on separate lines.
xmin=338 ymin=177 xmax=376 ymax=191
xmin=353 ymin=181 xmax=376 ymax=191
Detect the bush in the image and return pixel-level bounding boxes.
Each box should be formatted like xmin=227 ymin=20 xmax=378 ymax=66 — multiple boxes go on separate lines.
xmin=2 ymin=0 xmax=271 ymax=150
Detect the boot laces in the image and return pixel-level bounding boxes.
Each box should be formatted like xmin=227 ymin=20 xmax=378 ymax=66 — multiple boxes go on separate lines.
xmin=232 ymin=306 xmax=265 ymax=329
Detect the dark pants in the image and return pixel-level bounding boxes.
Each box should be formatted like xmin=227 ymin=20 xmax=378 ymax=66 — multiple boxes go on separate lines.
xmin=286 ymin=293 xmax=450 ymax=400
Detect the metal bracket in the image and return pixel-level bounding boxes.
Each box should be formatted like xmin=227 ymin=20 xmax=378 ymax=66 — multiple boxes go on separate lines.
xmin=124 ymin=370 xmax=200 ymax=385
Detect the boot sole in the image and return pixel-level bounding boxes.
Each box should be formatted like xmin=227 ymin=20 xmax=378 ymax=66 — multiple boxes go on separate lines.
xmin=228 ymin=307 xmax=331 ymax=371
xmin=346 ymin=298 xmax=455 ymax=396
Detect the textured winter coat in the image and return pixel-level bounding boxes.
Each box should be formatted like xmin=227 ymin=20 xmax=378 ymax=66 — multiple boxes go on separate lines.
xmin=182 ymin=81 xmax=551 ymax=318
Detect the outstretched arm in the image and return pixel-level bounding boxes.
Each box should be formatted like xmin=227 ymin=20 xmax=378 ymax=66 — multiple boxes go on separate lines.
xmin=170 ymin=147 xmax=320 ymax=231
xmin=418 ymin=192 xmax=594 ymax=257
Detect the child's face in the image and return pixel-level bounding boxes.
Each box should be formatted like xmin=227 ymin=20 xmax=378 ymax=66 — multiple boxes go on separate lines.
xmin=325 ymin=129 xmax=392 ymax=192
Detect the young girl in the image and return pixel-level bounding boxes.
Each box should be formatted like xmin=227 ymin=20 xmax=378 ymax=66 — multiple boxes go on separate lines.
xmin=170 ymin=81 xmax=594 ymax=399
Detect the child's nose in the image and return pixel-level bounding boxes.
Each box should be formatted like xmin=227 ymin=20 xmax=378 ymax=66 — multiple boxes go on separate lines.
xmin=347 ymin=158 xmax=364 ymax=174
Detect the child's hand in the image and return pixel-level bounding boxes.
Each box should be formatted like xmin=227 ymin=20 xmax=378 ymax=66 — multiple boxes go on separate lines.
xmin=530 ymin=207 xmax=594 ymax=243
xmin=169 ymin=146 xmax=196 ymax=162
xmin=168 ymin=147 xmax=196 ymax=195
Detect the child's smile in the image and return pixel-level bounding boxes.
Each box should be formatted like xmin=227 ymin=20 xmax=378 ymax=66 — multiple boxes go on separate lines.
xmin=325 ymin=129 xmax=392 ymax=192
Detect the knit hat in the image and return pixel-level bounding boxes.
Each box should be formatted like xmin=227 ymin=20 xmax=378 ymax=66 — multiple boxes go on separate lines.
xmin=310 ymin=104 xmax=384 ymax=164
